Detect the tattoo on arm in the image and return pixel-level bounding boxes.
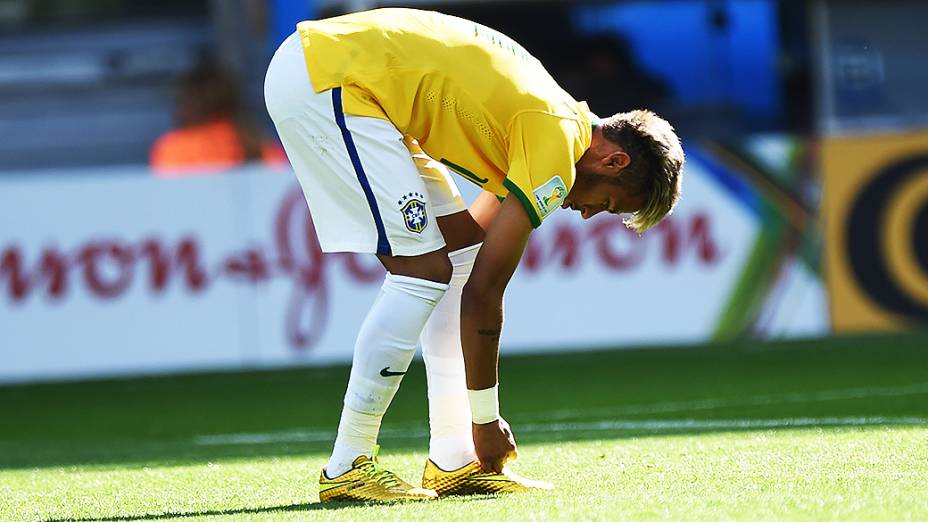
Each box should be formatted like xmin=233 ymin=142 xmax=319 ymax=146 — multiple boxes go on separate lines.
xmin=477 ymin=328 xmax=501 ymax=338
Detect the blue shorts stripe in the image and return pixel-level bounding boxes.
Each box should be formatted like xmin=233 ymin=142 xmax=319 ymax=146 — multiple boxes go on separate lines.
xmin=331 ymin=87 xmax=392 ymax=256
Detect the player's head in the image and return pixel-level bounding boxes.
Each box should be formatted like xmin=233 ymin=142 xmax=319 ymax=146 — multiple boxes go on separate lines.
xmin=568 ymin=110 xmax=684 ymax=233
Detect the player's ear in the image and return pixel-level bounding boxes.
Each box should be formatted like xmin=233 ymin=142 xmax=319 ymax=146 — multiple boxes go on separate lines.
xmin=602 ymin=151 xmax=630 ymax=177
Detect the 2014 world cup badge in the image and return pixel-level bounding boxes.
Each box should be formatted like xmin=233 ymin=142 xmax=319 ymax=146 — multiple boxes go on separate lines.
xmin=533 ymin=175 xmax=567 ymax=218
xmin=398 ymin=192 xmax=428 ymax=233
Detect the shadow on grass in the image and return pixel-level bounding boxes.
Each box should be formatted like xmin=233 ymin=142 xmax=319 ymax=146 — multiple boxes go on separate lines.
xmin=45 ymin=496 xmax=494 ymax=522
xmin=45 ymin=502 xmax=329 ymax=522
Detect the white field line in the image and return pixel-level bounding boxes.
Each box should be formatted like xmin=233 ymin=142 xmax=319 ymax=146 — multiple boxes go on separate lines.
xmin=525 ymin=416 xmax=928 ymax=432
xmin=193 ymin=416 xmax=928 ymax=446
xmin=192 ymin=382 xmax=928 ymax=446
xmin=533 ymin=382 xmax=928 ymax=421
xmin=192 ymin=424 xmax=437 ymax=446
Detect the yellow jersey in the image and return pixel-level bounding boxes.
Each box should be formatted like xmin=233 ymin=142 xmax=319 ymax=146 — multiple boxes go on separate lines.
xmin=297 ymin=8 xmax=595 ymax=227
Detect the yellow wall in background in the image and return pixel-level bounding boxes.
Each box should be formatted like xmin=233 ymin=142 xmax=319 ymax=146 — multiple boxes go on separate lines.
xmin=823 ymin=132 xmax=928 ymax=332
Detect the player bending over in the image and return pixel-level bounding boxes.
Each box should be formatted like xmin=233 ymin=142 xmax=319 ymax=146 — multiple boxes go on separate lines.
xmin=264 ymin=8 xmax=684 ymax=502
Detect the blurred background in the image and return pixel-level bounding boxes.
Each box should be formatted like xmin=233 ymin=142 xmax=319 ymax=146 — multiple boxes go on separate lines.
xmin=1 ymin=0 xmax=926 ymax=384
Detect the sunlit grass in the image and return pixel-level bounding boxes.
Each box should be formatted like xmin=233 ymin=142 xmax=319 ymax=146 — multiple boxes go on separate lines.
xmin=2 ymin=332 xmax=927 ymax=520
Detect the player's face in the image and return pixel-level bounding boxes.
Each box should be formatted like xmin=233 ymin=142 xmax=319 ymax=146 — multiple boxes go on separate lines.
xmin=561 ymin=176 xmax=646 ymax=220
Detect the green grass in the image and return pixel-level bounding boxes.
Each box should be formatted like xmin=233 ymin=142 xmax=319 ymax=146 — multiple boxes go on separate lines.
xmin=2 ymin=332 xmax=928 ymax=521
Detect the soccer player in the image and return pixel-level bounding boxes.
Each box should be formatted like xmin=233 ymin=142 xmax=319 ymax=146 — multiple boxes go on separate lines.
xmin=264 ymin=8 xmax=684 ymax=502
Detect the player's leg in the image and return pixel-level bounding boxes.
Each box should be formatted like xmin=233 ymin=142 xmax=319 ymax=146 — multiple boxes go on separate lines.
xmin=410 ymin=148 xmax=483 ymax=470
xmin=265 ymin=34 xmax=444 ymax=501
xmin=420 ymin=228 xmax=480 ymax=471
xmin=326 ymin=247 xmax=450 ymax=477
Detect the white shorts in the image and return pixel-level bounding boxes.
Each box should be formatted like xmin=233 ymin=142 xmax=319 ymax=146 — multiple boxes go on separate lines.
xmin=264 ymin=32 xmax=465 ymax=256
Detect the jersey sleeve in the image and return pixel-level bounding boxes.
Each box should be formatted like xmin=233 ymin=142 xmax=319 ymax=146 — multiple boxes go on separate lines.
xmin=504 ymin=112 xmax=581 ymax=228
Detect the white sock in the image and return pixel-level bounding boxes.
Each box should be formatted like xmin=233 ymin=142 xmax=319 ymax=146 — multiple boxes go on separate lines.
xmin=421 ymin=243 xmax=481 ymax=471
xmin=326 ymin=273 xmax=448 ymax=477
xmin=325 ymin=407 xmax=382 ymax=478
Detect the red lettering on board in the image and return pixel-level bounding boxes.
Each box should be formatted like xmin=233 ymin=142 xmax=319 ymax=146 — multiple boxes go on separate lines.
xmin=1 ymin=187 xmax=723 ymax=351
xmin=1 ymin=247 xmax=69 ymax=300
xmin=140 ymin=238 xmax=209 ymax=293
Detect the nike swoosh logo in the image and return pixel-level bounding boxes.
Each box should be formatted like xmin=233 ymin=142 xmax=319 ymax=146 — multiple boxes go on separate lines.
xmin=380 ymin=367 xmax=406 ymax=377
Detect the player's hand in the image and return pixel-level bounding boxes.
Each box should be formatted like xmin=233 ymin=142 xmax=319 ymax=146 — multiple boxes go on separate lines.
xmin=472 ymin=417 xmax=518 ymax=473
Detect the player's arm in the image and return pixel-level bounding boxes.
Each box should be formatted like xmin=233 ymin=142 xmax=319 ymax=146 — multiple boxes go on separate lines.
xmin=461 ymin=194 xmax=534 ymax=472
xmin=462 ymin=194 xmax=532 ymax=388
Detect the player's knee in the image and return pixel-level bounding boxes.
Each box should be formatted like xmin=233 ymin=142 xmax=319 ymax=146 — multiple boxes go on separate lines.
xmin=380 ymin=250 xmax=452 ymax=284
xmin=424 ymin=253 xmax=453 ymax=284
xmin=408 ymin=254 xmax=451 ymax=285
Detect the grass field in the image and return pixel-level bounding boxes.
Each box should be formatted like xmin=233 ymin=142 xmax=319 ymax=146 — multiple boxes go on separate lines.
xmin=2 ymin=332 xmax=927 ymax=521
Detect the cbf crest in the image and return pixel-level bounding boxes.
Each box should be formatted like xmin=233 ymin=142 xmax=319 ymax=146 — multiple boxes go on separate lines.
xmin=398 ymin=191 xmax=428 ymax=233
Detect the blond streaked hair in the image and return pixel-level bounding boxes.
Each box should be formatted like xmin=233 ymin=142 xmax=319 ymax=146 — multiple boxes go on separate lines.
xmin=600 ymin=110 xmax=685 ymax=233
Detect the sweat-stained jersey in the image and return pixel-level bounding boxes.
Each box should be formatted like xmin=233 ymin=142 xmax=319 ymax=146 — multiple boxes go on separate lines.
xmin=296 ymin=8 xmax=595 ymax=227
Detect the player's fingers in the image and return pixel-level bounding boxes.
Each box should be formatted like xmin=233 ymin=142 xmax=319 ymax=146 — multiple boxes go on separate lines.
xmin=504 ymin=448 xmax=518 ymax=463
xmin=477 ymin=454 xmax=501 ymax=473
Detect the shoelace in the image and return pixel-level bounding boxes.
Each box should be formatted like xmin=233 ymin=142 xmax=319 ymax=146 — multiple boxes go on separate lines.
xmin=358 ymin=445 xmax=401 ymax=489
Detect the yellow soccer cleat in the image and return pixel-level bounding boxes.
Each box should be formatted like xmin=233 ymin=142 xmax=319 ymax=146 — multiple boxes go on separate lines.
xmin=421 ymin=459 xmax=554 ymax=496
xmin=319 ymin=448 xmax=438 ymax=503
